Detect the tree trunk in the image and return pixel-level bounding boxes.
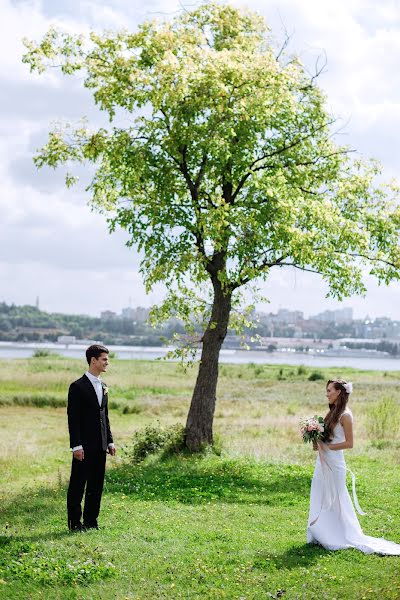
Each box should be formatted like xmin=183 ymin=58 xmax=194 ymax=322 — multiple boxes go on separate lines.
xmin=185 ymin=281 xmax=232 ymax=451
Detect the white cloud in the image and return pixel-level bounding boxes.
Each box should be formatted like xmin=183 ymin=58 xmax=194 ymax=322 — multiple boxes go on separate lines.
xmin=0 ymin=0 xmax=93 ymax=83
xmin=1 ymin=0 xmax=399 ymax=318
xmin=243 ymin=0 xmax=400 ymax=175
xmin=0 ymin=261 xmax=155 ymax=315
xmin=258 ymin=268 xmax=400 ymax=320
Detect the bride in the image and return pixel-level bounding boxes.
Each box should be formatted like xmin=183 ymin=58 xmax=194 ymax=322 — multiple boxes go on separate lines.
xmin=307 ymin=378 xmax=400 ymax=554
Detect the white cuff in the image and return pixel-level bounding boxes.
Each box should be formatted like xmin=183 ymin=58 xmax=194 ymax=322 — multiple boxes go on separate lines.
xmin=71 ymin=445 xmax=83 ymax=452
xmin=108 ymin=443 xmax=115 ymax=448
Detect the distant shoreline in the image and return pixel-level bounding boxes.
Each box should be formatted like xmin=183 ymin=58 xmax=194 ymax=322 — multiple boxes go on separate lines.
xmin=0 ymin=341 xmax=399 ymax=371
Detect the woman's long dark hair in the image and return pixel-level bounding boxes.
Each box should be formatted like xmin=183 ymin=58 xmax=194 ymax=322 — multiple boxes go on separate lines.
xmin=324 ymin=379 xmax=350 ymax=442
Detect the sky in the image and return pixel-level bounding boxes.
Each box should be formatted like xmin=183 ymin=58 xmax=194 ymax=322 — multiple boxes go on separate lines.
xmin=1 ymin=0 xmax=399 ymax=319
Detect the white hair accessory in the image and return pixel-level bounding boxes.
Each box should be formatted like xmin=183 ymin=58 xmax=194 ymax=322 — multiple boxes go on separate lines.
xmin=344 ymin=382 xmax=353 ymax=394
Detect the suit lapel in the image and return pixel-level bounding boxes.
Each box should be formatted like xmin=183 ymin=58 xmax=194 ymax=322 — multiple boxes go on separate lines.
xmin=101 ymin=383 xmax=108 ymax=408
xmin=81 ymin=374 xmax=100 ymax=408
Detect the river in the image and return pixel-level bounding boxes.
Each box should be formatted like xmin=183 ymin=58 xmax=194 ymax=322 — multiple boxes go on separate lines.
xmin=0 ymin=341 xmax=399 ymax=371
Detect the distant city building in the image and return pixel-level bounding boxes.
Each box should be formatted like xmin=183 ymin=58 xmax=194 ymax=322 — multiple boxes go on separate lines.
xmin=100 ymin=310 xmax=117 ymax=320
xmin=121 ymin=307 xmax=136 ymax=320
xmin=3 ymin=299 xmax=400 ymax=349
xmin=312 ymin=308 xmax=353 ymax=323
xmin=258 ymin=309 xmax=304 ymax=323
xmin=120 ymin=306 xmax=150 ymax=323
xmin=274 ymin=309 xmax=304 ymax=323
xmin=335 ymin=308 xmax=353 ymax=323
xmin=358 ymin=316 xmax=400 ymax=340
xmin=135 ymin=307 xmax=150 ymax=323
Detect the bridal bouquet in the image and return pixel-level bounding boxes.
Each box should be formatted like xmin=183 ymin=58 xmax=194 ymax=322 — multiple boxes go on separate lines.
xmin=300 ymin=416 xmax=326 ymax=443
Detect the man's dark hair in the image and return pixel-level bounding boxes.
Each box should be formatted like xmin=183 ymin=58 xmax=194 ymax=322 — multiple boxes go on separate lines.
xmin=86 ymin=344 xmax=109 ymax=365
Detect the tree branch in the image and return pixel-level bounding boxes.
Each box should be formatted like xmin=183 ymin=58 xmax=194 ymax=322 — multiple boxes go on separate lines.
xmin=332 ymin=250 xmax=399 ymax=269
xmin=206 ymin=250 xmax=227 ymax=279
xmin=288 ymin=149 xmax=356 ymax=170
xmin=306 ymin=51 xmax=328 ymax=88
xmin=178 ymin=144 xmax=197 ymax=193
xmin=158 ymin=108 xmax=209 ymax=261
xmin=232 ymin=254 xmax=288 ymax=289
xmin=231 ymin=119 xmax=338 ymax=202
xmin=275 ymin=29 xmax=292 ymax=62
xmin=194 ymin=152 xmax=208 ymax=188
xmin=274 ymin=262 xmax=323 ymax=275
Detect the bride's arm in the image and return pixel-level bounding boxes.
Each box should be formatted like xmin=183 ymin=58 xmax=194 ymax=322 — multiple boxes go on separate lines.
xmin=325 ymin=414 xmax=354 ymax=450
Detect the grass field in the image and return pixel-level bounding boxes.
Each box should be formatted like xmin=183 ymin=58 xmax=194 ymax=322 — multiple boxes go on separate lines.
xmin=0 ymin=357 xmax=399 ymax=599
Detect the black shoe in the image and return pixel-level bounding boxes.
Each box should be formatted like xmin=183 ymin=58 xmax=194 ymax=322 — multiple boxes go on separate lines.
xmin=69 ymin=522 xmax=84 ymax=532
xmin=83 ymin=522 xmax=99 ymax=530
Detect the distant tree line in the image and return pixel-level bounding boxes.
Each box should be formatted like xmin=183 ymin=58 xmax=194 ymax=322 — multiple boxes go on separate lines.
xmin=0 ymin=302 xmax=167 ymax=345
xmin=1 ymin=303 xmax=398 ymax=352
xmin=342 ymin=340 xmax=399 ymax=356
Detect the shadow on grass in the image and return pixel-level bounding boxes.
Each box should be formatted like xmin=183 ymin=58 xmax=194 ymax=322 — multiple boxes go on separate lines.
xmin=0 ymin=530 xmax=72 ymax=547
xmin=0 ymin=457 xmax=312 ymax=541
xmin=0 ymin=487 xmax=72 ymax=542
xmin=105 ymin=456 xmax=312 ymax=505
xmin=253 ymin=543 xmax=325 ymax=572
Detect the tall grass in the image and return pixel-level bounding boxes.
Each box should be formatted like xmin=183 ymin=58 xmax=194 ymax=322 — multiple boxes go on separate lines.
xmin=1 ymin=358 xmax=400 ymax=598
xmin=366 ymin=396 xmax=400 ymax=440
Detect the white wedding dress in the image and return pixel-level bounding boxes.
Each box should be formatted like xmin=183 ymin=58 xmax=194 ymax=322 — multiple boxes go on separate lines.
xmin=307 ymin=409 xmax=400 ymax=554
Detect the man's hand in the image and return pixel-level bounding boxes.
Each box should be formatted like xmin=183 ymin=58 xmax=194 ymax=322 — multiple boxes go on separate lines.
xmin=73 ymin=449 xmax=84 ymax=461
xmin=108 ymin=445 xmax=116 ymax=456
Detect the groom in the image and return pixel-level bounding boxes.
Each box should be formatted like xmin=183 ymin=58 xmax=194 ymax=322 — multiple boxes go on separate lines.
xmin=67 ymin=344 xmax=116 ymax=531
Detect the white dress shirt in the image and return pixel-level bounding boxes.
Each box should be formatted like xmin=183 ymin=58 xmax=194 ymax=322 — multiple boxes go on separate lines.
xmin=85 ymin=370 xmax=103 ymax=406
xmin=71 ymin=371 xmax=115 ymax=452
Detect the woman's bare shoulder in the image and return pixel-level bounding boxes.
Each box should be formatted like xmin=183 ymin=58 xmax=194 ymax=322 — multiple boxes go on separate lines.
xmin=340 ymin=408 xmax=353 ymax=423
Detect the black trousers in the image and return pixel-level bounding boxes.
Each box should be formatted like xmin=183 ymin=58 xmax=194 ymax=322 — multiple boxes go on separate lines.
xmin=67 ymin=448 xmax=106 ymax=528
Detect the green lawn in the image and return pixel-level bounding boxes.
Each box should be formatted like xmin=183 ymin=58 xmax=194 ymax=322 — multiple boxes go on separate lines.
xmin=0 ymin=358 xmax=399 ymax=599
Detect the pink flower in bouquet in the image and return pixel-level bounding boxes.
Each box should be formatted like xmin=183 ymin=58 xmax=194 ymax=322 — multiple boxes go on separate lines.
xmin=300 ymin=415 xmax=326 ymax=443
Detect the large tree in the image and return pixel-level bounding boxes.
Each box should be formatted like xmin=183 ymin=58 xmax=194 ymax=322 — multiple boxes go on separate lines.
xmin=24 ymin=3 xmax=399 ymax=450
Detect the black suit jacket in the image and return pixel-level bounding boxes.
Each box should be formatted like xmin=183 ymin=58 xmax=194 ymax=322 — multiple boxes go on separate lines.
xmin=67 ymin=374 xmax=113 ymax=452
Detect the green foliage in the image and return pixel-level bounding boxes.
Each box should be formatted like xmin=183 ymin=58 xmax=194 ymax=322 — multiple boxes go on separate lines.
xmin=286 ymin=402 xmax=299 ymax=415
xmin=0 ymin=393 xmax=141 ymax=412
xmin=0 ymin=301 xmax=167 ymax=345
xmin=22 ymin=2 xmax=400 ymax=337
xmin=33 ymin=349 xmax=61 ymax=358
xmin=0 ymin=393 xmax=65 ymax=408
xmin=129 ymin=422 xmax=186 ymax=463
xmin=1 ymin=359 xmax=400 ymax=598
xmin=308 ymin=370 xmax=325 ymax=381
xmin=108 ymin=400 xmax=142 ymax=415
xmin=22 ymin=2 xmax=400 ymax=449
xmin=2 ymin=453 xmax=400 ymax=599
xmin=370 ymin=439 xmax=395 ymax=450
xmin=0 ymin=541 xmax=115 ymax=586
xmin=366 ymin=396 xmax=400 ymax=440
xmin=297 ymin=365 xmax=307 ymax=376
xmin=343 ymin=340 xmax=400 ymax=356
xmin=108 ymin=456 xmax=309 ymax=504
xmin=277 ymin=367 xmax=286 ymax=380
